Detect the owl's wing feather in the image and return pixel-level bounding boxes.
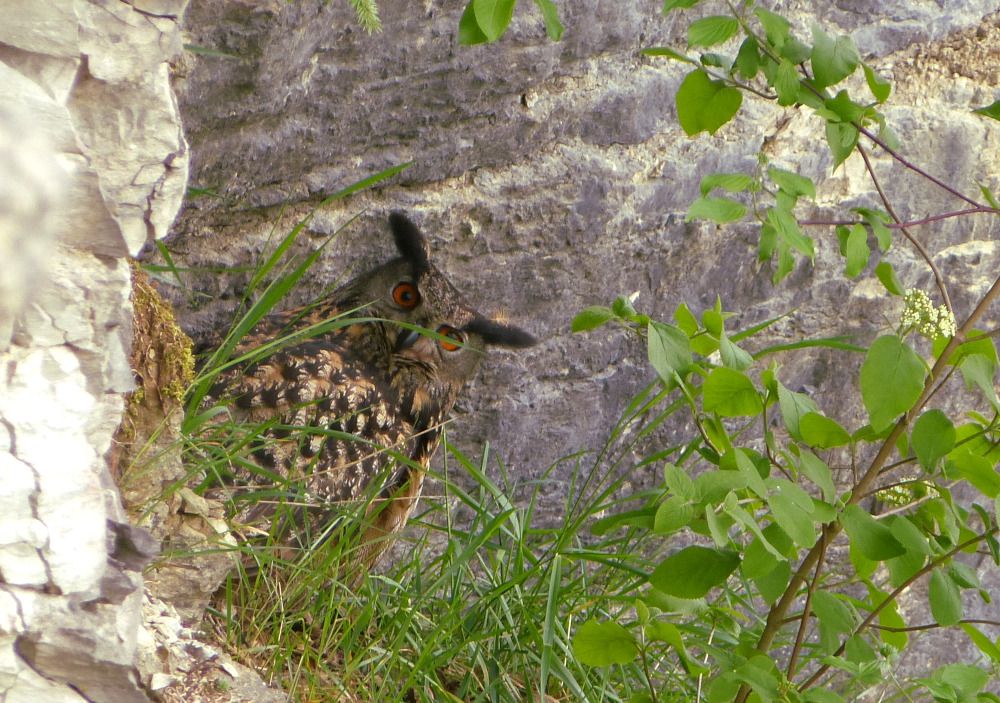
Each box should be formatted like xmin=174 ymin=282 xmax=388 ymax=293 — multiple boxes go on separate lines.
xmin=208 ymin=313 xmax=430 ymax=550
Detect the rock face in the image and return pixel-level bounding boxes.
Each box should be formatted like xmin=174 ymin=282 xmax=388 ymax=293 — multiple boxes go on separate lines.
xmin=0 ymin=1 xmax=188 ymax=701
xmin=169 ymin=1 xmax=999 ymax=490
xmin=166 ymin=0 xmax=1000 ymax=686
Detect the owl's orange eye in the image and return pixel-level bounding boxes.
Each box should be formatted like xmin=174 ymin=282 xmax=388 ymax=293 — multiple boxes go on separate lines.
xmin=437 ymin=325 xmax=464 ymax=352
xmin=391 ymin=281 xmax=421 ymax=309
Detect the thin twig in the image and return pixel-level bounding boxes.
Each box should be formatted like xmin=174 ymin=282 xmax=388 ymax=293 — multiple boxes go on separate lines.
xmin=800 ymin=206 xmax=998 ymax=229
xmin=871 ymin=618 xmax=1000 ymax=632
xmin=857 ymin=144 xmax=954 ymax=314
xmin=798 ymin=525 xmax=999 ymax=691
xmin=787 ymin=532 xmax=827 ymax=678
xmin=858 ymin=125 xmax=985 ymax=209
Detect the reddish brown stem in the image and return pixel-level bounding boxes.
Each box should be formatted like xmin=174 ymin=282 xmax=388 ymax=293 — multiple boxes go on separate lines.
xmin=800 ymin=206 xmax=998 ymax=229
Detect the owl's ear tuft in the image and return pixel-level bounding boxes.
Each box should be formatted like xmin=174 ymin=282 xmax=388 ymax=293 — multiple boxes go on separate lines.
xmin=466 ymin=317 xmax=537 ymax=348
xmin=389 ymin=212 xmax=431 ymax=275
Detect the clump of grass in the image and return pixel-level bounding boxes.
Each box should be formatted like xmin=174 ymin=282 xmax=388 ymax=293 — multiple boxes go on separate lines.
xmin=204 ymin=426 xmax=670 ymax=702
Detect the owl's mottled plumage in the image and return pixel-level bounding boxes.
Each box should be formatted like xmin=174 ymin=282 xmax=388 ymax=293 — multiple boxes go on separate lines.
xmin=208 ymin=212 xmax=535 ymax=566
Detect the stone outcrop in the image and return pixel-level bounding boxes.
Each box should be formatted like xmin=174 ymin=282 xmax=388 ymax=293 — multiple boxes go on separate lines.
xmin=0 ymin=1 xmax=199 ymax=700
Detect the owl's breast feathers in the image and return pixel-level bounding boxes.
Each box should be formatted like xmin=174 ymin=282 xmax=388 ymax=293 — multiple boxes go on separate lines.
xmin=208 ymin=308 xmax=447 ymax=526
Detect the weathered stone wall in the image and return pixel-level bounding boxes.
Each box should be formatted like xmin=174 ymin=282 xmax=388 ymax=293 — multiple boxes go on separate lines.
xmin=169 ymin=1 xmax=999 ymax=487
xmin=165 ymin=0 xmax=1000 ymax=686
xmin=0 ymin=1 xmax=188 ymax=700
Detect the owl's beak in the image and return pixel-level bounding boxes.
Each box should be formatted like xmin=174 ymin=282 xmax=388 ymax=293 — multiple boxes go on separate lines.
xmin=395 ymin=329 xmax=422 ymax=351
xmin=394 ymin=329 xmax=437 ymax=364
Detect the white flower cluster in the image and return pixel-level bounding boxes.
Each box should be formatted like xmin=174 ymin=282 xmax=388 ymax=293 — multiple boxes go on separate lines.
xmin=875 ymin=481 xmax=919 ymax=508
xmin=901 ymin=289 xmax=956 ymax=340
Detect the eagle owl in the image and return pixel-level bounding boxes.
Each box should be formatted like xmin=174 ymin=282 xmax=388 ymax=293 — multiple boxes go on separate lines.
xmin=207 ymin=212 xmax=535 ymax=568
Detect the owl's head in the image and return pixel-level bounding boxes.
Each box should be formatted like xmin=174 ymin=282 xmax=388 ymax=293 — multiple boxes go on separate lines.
xmin=338 ymin=212 xmax=536 ymax=397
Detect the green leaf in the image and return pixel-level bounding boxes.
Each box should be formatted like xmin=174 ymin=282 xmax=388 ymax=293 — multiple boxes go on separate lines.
xmin=777 ymin=381 xmax=819 ymax=439
xmin=863 ymin=63 xmax=891 ymax=102
xmin=800 ymin=412 xmax=852 ymax=448
xmin=688 ymin=15 xmax=739 ymax=48
xmin=933 ymin=664 xmax=991 ymax=697
xmin=911 ymin=409 xmax=956 ymax=470
xmin=674 ymin=302 xmax=699 ymax=336
xmin=458 ymin=2 xmax=489 ymax=44
xmin=700 ymin=172 xmax=754 ymax=196
xmin=734 ymin=37 xmax=760 ymax=79
xmin=742 ymin=523 xmax=792 ymax=577
xmin=947 ymin=448 xmax=1000 ymax=498
xmin=663 ymin=0 xmax=701 ymax=11
xmin=810 ymin=26 xmax=860 ymax=88
xmin=844 ymin=223 xmax=870 ymax=278
xmin=886 ymin=517 xmax=929 ymax=587
xmin=812 ymin=591 xmax=855 ymax=639
xmin=702 ymin=298 xmax=727 ymax=336
xmin=572 ymin=619 xmax=638 ymax=666
xmin=754 ymin=7 xmax=789 ymax=48
xmin=824 ymin=90 xmax=866 ymax=123
xmin=766 ymin=206 xmax=814 ymax=258
xmin=767 ymin=478 xmax=817 ymax=547
xmin=798 ymin=450 xmax=835 ymax=502
xmin=860 ymin=335 xmax=927 ymax=432
xmin=472 ymin=0 xmax=516 ymax=42
xmin=949 ymin=562 xmax=980 ymax=590
xmin=731 ymin=447 xmax=767 ymax=497
xmin=929 ymin=569 xmax=963 ymax=626
xmin=773 ymin=58 xmax=800 ymax=106
xmin=571 ymin=306 xmax=615 ymax=332
xmin=642 ymin=46 xmax=699 ymax=65
xmin=532 ymin=0 xmax=564 ymax=40
xmin=664 ymin=463 xmax=696 ymax=500
xmin=648 ymin=321 xmax=692 ymax=381
xmin=703 ymin=367 xmax=763 ymax=417
xmin=719 ymin=332 xmax=753 ymax=370
xmin=676 ymin=69 xmax=743 ymax=136
xmin=845 ymin=635 xmax=877 ymax=665
xmin=959 ymin=353 xmax=1000 ymax=410
xmin=960 ymin=623 xmax=1000 ymax=663
xmin=694 ymin=469 xmax=748 ymax=504
xmin=825 ymin=121 xmax=859 ymax=167
xmin=754 ymin=560 xmax=792 ymax=605
xmin=871 ymin=585 xmax=909 ymax=650
xmin=729 ymin=499 xmax=786 ymax=569
xmin=979 ymin=182 xmax=1000 ymax=209
xmin=769 ymin=167 xmax=815 ymax=199
xmin=589 ymin=508 xmax=654 ymax=536
xmin=734 ymin=655 xmax=782 ymax=700
xmin=889 ymin=516 xmax=931 ymax=557
xmin=686 ymin=196 xmax=747 ymax=223
xmin=704 ymin=504 xmax=734 ymax=547
xmin=875 ymin=261 xmax=904 ymax=295
xmin=841 ymin=504 xmax=906 ymax=561
xmin=651 ymin=546 xmax=740 ymax=598
xmin=855 ymin=208 xmax=893 ymax=251
xmin=942 ymin=334 xmax=999 ymax=367
xmin=972 ymin=99 xmax=1000 ymax=121
xmin=779 ymin=40 xmax=811 ymax=67
xmin=654 ymin=496 xmax=695 ymax=535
